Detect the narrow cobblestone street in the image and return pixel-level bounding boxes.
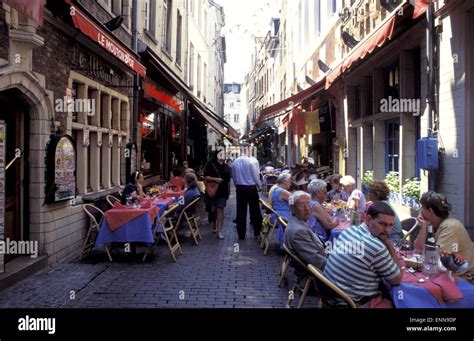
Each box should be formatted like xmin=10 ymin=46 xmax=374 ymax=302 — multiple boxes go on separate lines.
xmin=0 ymin=188 xmax=317 ymax=309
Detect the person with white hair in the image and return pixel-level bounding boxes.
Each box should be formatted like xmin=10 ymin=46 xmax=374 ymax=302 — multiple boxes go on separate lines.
xmin=340 ymin=175 xmax=366 ymax=213
xmin=270 ymin=173 xmax=292 ymax=249
xmin=307 ymin=179 xmax=339 ymax=241
xmin=284 ymin=191 xmax=328 ymax=283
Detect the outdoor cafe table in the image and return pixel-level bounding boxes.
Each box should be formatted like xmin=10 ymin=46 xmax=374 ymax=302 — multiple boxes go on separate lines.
xmin=95 ymin=204 xmax=159 ymax=247
xmin=390 ymin=270 xmax=474 ymax=308
xmin=165 ymin=190 xmax=185 ymax=199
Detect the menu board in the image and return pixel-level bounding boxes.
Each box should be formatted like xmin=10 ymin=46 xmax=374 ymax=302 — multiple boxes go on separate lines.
xmin=45 ymin=135 xmax=76 ymax=204
xmin=54 ymin=137 xmax=76 ymax=201
xmin=0 ymin=121 xmax=5 ymax=273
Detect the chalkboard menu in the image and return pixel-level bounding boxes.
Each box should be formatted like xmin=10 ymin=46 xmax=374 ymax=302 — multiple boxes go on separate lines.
xmin=45 ymin=135 xmax=76 ymax=204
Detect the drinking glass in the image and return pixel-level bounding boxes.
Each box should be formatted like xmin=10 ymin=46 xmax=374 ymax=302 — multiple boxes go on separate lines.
xmin=400 ymin=239 xmax=414 ymax=259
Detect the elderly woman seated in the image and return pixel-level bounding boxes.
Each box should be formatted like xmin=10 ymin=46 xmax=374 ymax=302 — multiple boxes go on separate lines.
xmin=270 ymin=173 xmax=293 ymax=249
xmin=367 ymin=180 xmax=403 ymax=244
xmin=307 ymin=179 xmax=339 ymax=241
xmin=175 ymin=173 xmax=202 ymax=218
xmin=340 ymin=175 xmax=366 ymax=214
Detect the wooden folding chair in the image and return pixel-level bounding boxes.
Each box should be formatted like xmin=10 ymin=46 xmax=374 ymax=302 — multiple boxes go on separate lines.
xmin=143 ymin=204 xmax=182 ymax=262
xmin=258 ymin=198 xmax=286 ymax=255
xmin=175 ymin=197 xmax=202 ymax=245
xmin=283 ymin=243 xmax=313 ymax=308
xmin=307 ymin=264 xmax=357 ymax=308
xmin=278 ymin=220 xmax=290 ymax=288
xmin=82 ymin=204 xmax=112 ymax=262
xmin=106 ymin=195 xmax=120 ymax=208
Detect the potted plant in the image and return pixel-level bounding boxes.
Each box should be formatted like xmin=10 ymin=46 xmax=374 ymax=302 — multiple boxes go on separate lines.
xmin=362 ymin=170 xmax=374 ymax=195
xmin=402 ymin=178 xmax=421 ymax=209
xmin=385 ymin=172 xmax=400 ymax=203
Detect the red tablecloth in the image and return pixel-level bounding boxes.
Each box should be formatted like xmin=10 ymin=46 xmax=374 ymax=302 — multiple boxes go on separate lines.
xmin=400 ymin=267 xmax=463 ymax=304
xmin=105 ymin=204 xmax=159 ymax=231
xmin=153 ymin=197 xmax=174 ymax=207
xmin=165 ymin=190 xmax=185 ymax=198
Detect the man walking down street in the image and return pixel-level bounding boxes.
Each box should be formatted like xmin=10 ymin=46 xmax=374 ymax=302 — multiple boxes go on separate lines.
xmin=232 ymin=152 xmax=263 ymax=240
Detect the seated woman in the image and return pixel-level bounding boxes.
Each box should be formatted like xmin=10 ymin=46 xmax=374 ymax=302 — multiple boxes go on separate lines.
xmin=414 ymin=191 xmax=474 ymax=283
xmin=340 ymin=175 xmax=366 ymax=214
xmin=176 ymin=173 xmax=202 ymax=218
xmin=271 ymin=173 xmax=292 ymax=249
xmin=307 ymin=179 xmax=339 ymax=242
xmin=367 ymin=180 xmax=403 ymax=244
xmin=121 ymin=171 xmax=145 ymax=205
xmin=169 ymin=168 xmax=185 ymax=191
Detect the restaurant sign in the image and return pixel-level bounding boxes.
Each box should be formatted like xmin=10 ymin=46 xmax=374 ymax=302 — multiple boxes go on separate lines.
xmin=66 ymin=0 xmax=146 ymax=77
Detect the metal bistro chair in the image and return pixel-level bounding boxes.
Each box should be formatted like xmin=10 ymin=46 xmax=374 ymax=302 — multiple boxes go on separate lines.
xmin=175 ymin=196 xmax=202 ymax=245
xmin=400 ymin=217 xmax=419 ymax=242
xmin=81 ymin=204 xmax=112 ymax=262
xmin=106 ymin=195 xmax=121 ymax=208
xmin=283 ymin=243 xmax=313 ymax=308
xmin=143 ymin=204 xmax=182 ymax=262
xmin=307 ymin=264 xmax=357 ymax=309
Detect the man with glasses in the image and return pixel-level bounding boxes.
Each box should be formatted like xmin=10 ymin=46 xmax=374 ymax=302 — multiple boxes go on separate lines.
xmin=327 ymin=174 xmax=348 ymax=202
xmin=284 ymin=191 xmax=328 ymax=284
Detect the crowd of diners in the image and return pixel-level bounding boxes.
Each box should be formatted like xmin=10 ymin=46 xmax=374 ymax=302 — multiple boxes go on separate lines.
xmin=261 ymin=169 xmax=474 ymax=307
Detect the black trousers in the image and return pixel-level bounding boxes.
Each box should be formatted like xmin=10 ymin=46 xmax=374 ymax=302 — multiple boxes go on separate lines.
xmin=235 ymin=185 xmax=262 ymax=239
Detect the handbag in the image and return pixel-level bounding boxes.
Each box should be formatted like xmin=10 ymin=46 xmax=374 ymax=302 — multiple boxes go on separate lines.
xmin=205 ymin=162 xmax=221 ymax=198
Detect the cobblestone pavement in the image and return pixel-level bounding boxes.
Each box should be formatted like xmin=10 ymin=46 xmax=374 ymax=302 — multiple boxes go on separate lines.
xmin=0 ymin=188 xmax=319 ymax=308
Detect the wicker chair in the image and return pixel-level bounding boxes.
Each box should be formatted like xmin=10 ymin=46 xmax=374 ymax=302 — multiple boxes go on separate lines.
xmin=143 ymin=204 xmax=182 ymax=262
xmin=81 ymin=204 xmax=112 ymax=261
xmin=106 ymin=195 xmax=120 ymax=208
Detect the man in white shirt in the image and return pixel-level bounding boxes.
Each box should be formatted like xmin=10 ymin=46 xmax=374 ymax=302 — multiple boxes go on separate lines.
xmin=232 ymin=153 xmax=263 ymax=240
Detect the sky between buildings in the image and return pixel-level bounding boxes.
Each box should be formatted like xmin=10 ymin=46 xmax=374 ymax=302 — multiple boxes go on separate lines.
xmin=216 ymin=0 xmax=280 ymax=83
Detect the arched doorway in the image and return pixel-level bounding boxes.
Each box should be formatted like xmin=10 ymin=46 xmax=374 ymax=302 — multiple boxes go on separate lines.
xmin=0 ymin=89 xmax=29 ymax=263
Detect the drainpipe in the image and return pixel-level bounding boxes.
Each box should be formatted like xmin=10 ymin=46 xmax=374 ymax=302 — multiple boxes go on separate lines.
xmin=131 ymin=0 xmax=139 ymax=145
xmin=426 ymin=0 xmax=436 ymax=191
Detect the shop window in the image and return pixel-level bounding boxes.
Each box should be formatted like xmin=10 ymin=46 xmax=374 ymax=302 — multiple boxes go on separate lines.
xmin=384 ymin=61 xmax=400 ymax=99
xmin=71 ymin=82 xmax=79 ymax=122
xmin=71 ymin=77 xmax=127 ymax=195
xmin=385 ymin=118 xmax=400 ymax=174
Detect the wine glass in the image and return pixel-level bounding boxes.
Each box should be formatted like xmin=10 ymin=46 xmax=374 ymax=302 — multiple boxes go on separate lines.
xmin=400 ymin=239 xmax=414 ymax=259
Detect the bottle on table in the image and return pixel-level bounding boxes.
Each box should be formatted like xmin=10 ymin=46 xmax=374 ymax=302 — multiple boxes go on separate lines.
xmin=423 ymin=224 xmax=439 ymax=277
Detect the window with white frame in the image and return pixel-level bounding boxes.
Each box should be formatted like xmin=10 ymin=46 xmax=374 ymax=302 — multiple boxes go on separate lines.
xmin=176 ymin=10 xmax=182 ymax=65
xmin=163 ymin=0 xmax=173 ymax=53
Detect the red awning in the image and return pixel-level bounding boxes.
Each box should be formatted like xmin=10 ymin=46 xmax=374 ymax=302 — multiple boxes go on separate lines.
xmin=325 ymin=0 xmax=431 ymax=89
xmin=413 ymin=0 xmax=431 ymax=19
xmin=4 ymin=0 xmax=44 ymax=24
xmin=65 ymin=0 xmax=146 ymax=77
xmin=190 ymin=103 xmax=228 ymax=138
xmin=256 ymin=77 xmax=326 ymax=125
xmin=326 ymin=15 xmax=396 ymax=89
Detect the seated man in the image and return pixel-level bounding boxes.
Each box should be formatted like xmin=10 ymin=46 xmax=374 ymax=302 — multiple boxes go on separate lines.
xmin=323 ymin=201 xmax=403 ymax=307
xmin=284 ymin=191 xmax=328 ymax=284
